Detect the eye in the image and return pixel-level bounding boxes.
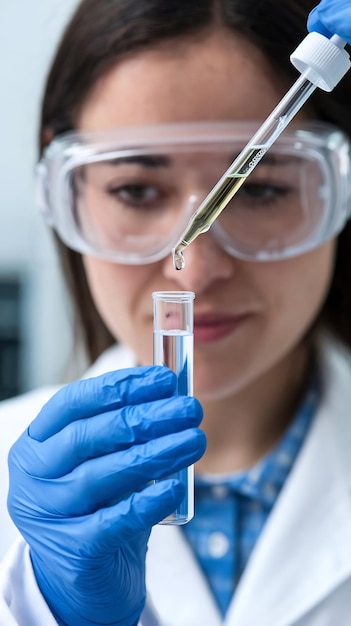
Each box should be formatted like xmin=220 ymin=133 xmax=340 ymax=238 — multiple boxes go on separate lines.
xmin=107 ymin=183 xmax=160 ymax=206
xmin=236 ymin=182 xmax=292 ymax=205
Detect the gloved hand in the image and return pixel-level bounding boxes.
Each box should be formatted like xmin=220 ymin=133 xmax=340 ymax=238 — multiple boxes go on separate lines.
xmin=7 ymin=366 xmax=206 ymax=626
xmin=308 ymin=0 xmax=351 ymax=45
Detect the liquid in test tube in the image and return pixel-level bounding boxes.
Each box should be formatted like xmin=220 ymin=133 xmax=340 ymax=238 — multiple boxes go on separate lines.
xmin=152 ymin=291 xmax=195 ymax=524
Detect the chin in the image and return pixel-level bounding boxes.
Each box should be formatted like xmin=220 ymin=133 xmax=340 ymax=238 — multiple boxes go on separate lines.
xmin=194 ymin=375 xmax=244 ymax=402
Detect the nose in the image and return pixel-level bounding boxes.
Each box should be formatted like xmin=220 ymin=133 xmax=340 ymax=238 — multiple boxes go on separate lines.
xmin=162 ymin=229 xmax=235 ymax=293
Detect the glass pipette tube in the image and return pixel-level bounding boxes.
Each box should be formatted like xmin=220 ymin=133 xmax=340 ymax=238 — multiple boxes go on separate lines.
xmin=152 ymin=290 xmax=195 ymax=524
xmin=172 ymin=33 xmax=348 ymax=270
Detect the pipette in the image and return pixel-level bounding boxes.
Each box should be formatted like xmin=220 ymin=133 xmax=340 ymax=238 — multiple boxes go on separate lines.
xmin=172 ymin=31 xmax=351 ymax=270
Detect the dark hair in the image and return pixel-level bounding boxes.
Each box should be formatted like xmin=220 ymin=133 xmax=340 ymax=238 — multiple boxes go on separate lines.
xmin=40 ymin=0 xmax=351 ymax=362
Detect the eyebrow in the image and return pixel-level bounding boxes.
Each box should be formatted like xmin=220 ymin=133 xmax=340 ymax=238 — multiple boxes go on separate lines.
xmin=227 ymin=151 xmax=299 ymax=166
xmin=106 ymin=154 xmax=171 ymax=168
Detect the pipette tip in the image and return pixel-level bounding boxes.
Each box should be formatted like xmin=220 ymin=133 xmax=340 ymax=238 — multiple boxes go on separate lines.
xmin=172 ymin=246 xmax=185 ymax=270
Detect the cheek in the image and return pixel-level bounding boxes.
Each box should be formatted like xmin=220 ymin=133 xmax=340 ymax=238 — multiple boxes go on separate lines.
xmin=260 ymin=241 xmax=336 ymax=338
xmin=82 ymin=257 xmax=155 ymax=362
xmin=194 ymin=243 xmax=336 ymax=400
xmin=83 ymin=257 xmax=134 ymax=330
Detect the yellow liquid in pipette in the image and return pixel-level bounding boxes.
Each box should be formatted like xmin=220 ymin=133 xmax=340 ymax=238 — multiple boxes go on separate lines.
xmin=173 ymin=146 xmax=266 ymax=270
xmin=172 ymin=71 xmax=321 ymax=270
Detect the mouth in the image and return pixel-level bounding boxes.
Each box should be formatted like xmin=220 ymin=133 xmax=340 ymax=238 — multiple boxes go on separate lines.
xmin=194 ymin=313 xmax=252 ymax=344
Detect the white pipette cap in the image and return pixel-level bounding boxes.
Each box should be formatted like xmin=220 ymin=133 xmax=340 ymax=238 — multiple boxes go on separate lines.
xmin=290 ymin=31 xmax=350 ymax=91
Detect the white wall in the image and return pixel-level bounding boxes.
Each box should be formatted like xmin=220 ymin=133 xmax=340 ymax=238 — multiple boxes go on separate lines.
xmin=0 ymin=0 xmax=86 ymax=392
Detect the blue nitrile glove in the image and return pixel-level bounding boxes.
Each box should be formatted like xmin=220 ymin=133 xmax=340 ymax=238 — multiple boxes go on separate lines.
xmin=7 ymin=366 xmax=206 ymax=626
xmin=308 ymin=0 xmax=351 ymax=45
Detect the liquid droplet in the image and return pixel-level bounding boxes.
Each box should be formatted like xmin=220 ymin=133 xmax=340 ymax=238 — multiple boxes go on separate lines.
xmin=172 ymin=249 xmax=185 ymax=270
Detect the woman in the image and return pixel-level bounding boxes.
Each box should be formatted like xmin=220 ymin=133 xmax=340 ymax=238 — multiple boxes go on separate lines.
xmin=1 ymin=0 xmax=351 ymax=624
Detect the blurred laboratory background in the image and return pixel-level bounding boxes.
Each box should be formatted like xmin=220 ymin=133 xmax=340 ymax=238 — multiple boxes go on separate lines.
xmin=0 ymin=1 xmax=86 ymax=399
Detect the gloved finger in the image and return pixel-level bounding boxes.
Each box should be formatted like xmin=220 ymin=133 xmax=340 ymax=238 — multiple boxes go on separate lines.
xmin=16 ymin=395 xmax=203 ymax=478
xmin=307 ymin=6 xmax=333 ymax=37
xmin=86 ymin=479 xmax=187 ymax=554
xmin=26 ymin=480 xmax=185 ymax=562
xmin=29 ymin=366 xmax=177 ymax=442
xmin=14 ymin=428 xmax=206 ymax=516
xmin=307 ymin=0 xmax=351 ymax=43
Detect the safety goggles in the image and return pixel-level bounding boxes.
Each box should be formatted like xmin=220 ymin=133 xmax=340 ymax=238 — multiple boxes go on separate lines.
xmin=36 ymin=121 xmax=351 ymax=264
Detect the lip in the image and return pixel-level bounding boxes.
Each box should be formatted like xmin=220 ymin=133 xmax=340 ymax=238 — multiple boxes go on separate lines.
xmin=193 ymin=313 xmax=252 ymax=344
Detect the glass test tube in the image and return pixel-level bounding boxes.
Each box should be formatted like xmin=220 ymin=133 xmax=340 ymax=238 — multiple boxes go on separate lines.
xmin=152 ymin=291 xmax=195 ymax=524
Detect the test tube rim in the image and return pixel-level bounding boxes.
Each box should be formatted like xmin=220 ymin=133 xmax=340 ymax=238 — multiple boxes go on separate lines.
xmin=152 ymin=290 xmax=195 ymax=303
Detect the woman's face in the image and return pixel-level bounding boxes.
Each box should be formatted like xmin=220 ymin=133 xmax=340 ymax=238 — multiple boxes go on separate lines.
xmin=77 ymin=32 xmax=335 ymax=401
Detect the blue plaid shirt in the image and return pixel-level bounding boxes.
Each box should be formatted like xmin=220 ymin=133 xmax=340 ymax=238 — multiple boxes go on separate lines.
xmin=182 ymin=376 xmax=319 ymax=617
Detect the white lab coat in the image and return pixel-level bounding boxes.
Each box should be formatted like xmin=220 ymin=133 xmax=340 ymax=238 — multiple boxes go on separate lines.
xmin=1 ymin=340 xmax=351 ymax=626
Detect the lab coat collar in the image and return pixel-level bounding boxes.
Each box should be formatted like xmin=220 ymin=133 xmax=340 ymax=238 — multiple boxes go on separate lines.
xmin=147 ymin=524 xmax=222 ymax=625
xmin=225 ymin=344 xmax=351 ymax=626
xmin=146 ymin=343 xmax=351 ymax=626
